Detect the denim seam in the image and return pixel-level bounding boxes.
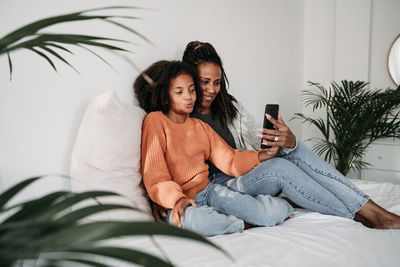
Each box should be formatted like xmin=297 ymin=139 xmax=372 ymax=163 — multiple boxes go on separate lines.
xmin=238 ymin=172 xmax=352 ymax=218
xmin=202 ymin=183 xmax=215 ymax=206
xmin=349 ymin=195 xmax=369 ymax=217
xmin=285 ymin=156 xmax=369 ymax=214
xmin=285 ymin=155 xmax=368 ymax=198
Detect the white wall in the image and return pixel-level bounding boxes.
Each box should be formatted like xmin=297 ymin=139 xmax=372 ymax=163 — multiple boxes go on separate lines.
xmin=0 ymin=0 xmax=305 ymax=196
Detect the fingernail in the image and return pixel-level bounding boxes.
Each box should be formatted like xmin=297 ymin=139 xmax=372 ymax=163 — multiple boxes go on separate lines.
xmin=257 ymin=128 xmax=263 ymax=132
xmin=266 ymin=113 xmax=271 ymax=119
xmin=256 ymin=134 xmax=263 ymax=138
xmin=262 ymin=140 xmax=268 ymax=145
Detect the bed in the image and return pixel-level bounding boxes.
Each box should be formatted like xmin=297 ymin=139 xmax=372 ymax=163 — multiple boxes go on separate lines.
xmin=101 ymin=179 xmax=398 ymax=267
xmin=71 ymin=91 xmax=400 ymax=267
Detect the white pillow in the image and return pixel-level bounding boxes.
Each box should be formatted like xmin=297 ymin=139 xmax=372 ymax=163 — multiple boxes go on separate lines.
xmin=70 ymin=91 xmax=153 ymax=221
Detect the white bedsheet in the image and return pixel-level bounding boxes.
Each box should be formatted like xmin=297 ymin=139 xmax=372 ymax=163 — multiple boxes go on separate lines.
xmin=116 ymin=179 xmax=400 ymax=267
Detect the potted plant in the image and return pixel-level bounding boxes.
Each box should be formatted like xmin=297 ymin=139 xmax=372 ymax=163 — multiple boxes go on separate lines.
xmin=294 ymin=80 xmax=400 ymax=176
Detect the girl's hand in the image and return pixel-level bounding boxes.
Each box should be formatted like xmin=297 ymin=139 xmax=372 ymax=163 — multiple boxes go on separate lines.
xmin=151 ymin=201 xmax=167 ymax=222
xmin=258 ymin=112 xmax=296 ymax=149
xmin=258 ymin=146 xmax=280 ymax=161
xmin=171 ymin=198 xmax=197 ymax=227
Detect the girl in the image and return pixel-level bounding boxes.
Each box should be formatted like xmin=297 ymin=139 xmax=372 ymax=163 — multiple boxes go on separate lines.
xmin=135 ymin=60 xmax=294 ymax=236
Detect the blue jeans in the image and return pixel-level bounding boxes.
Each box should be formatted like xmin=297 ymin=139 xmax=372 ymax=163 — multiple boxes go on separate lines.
xmin=166 ymin=182 xmax=294 ymax=236
xmin=223 ymin=141 xmax=369 ymax=219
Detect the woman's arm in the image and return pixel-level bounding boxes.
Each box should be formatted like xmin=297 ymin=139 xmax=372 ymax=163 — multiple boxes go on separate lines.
xmin=231 ymin=101 xmax=261 ymax=151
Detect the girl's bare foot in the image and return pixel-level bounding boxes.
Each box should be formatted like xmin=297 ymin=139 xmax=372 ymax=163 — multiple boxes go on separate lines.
xmin=244 ymin=222 xmax=257 ymax=230
xmin=285 ymin=214 xmax=294 ymax=221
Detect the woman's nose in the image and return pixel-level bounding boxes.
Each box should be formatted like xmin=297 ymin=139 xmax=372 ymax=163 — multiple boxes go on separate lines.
xmin=204 ymin=84 xmax=215 ymax=93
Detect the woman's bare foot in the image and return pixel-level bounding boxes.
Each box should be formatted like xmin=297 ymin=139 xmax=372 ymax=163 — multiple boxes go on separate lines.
xmin=354 ymin=213 xmax=374 ymax=228
xmin=373 ymin=212 xmax=400 ymax=229
xmin=357 ymin=200 xmax=400 ymax=229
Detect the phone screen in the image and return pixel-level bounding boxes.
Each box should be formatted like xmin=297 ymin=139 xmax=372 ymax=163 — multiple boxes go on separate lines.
xmin=260 ymin=104 xmax=279 ymax=149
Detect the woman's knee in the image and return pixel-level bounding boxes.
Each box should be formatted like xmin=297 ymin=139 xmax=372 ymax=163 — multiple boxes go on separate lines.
xmin=259 ymin=157 xmax=302 ymax=179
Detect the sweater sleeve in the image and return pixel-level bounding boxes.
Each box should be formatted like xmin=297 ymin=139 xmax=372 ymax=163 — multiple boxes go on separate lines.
xmin=141 ymin=114 xmax=187 ymax=209
xmin=201 ymin=121 xmax=261 ymax=176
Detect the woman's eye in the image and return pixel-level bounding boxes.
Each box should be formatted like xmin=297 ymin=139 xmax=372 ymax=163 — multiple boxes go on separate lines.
xmin=201 ymin=80 xmax=208 ymax=85
xmin=215 ymin=81 xmax=221 ymax=86
xmin=176 ymin=91 xmax=182 ymax=94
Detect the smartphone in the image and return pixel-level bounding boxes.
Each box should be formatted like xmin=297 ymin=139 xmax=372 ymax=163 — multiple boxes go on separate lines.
xmin=260 ymin=104 xmax=279 ymax=149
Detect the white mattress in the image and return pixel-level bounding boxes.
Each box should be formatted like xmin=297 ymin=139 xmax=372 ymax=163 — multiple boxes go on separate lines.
xmin=114 ymin=179 xmax=400 ymax=267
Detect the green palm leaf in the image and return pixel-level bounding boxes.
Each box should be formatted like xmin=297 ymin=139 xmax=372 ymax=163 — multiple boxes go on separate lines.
xmin=0 ymin=176 xmax=40 ymax=210
xmin=0 ymin=176 xmax=230 ymax=266
xmin=55 ymin=204 xmax=140 ymax=224
xmin=39 ymin=45 xmax=79 ymax=74
xmin=3 ymin=191 xmax=120 ymax=223
xmin=0 ymin=6 xmax=146 ymax=50
xmin=53 ymin=247 xmax=173 ymax=267
xmin=0 ymin=6 xmax=152 ymax=79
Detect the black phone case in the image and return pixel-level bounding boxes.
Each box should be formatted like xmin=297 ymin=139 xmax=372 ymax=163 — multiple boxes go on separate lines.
xmin=260 ymin=104 xmax=279 ymax=149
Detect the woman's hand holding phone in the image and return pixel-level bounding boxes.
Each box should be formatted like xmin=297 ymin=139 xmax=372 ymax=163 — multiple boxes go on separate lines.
xmin=259 ymin=112 xmax=296 ymax=149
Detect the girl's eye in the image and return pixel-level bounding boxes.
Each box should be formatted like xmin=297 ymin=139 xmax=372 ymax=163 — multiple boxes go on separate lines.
xmin=201 ymin=80 xmax=208 ymax=85
xmin=175 ymin=91 xmax=182 ymax=94
xmin=190 ymin=88 xmax=196 ymax=93
xmin=214 ymin=81 xmax=221 ymax=86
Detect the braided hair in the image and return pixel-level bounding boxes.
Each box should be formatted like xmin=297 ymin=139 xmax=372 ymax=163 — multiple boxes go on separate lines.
xmin=133 ymin=60 xmax=200 ymax=114
xmin=182 ymin=41 xmax=238 ymax=126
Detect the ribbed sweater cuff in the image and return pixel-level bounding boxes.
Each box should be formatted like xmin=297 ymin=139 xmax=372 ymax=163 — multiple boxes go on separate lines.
xmin=165 ymin=192 xmax=187 ymax=209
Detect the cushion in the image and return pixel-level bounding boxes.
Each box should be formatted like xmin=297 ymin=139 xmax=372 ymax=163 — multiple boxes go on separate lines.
xmin=70 ymin=90 xmax=153 ymax=221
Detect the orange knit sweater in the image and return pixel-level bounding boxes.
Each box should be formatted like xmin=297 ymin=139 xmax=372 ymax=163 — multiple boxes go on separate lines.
xmin=141 ymin=111 xmax=261 ymax=209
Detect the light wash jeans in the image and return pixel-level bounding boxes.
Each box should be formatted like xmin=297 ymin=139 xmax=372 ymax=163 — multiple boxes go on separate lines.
xmin=166 ymin=181 xmax=294 ymax=236
xmin=221 ymin=141 xmax=369 ymax=219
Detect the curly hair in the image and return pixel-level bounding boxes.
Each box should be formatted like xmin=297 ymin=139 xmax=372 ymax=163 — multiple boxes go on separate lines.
xmin=134 ymin=60 xmax=200 ymax=114
xmin=182 ymin=41 xmax=238 ymax=126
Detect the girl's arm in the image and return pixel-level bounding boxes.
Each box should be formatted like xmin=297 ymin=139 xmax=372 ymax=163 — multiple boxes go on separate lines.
xmin=141 ymin=114 xmax=187 ymax=209
xmin=202 ymin=121 xmax=261 ymax=176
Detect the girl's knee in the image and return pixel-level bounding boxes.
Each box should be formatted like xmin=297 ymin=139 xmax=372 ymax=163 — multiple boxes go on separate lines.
xmin=180 ymin=206 xmax=244 ymax=236
xmin=257 ymin=195 xmax=294 ymax=226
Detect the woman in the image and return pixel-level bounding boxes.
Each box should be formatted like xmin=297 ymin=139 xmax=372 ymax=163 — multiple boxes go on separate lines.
xmin=177 ymin=40 xmax=400 ymax=229
xmin=135 ymin=60 xmax=294 ymax=236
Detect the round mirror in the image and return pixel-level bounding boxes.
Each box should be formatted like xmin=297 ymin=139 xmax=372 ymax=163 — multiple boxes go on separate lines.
xmin=388 ymin=34 xmax=400 ymax=86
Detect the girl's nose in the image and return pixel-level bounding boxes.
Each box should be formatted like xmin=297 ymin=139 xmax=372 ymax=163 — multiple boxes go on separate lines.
xmin=184 ymin=91 xmax=192 ymax=99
